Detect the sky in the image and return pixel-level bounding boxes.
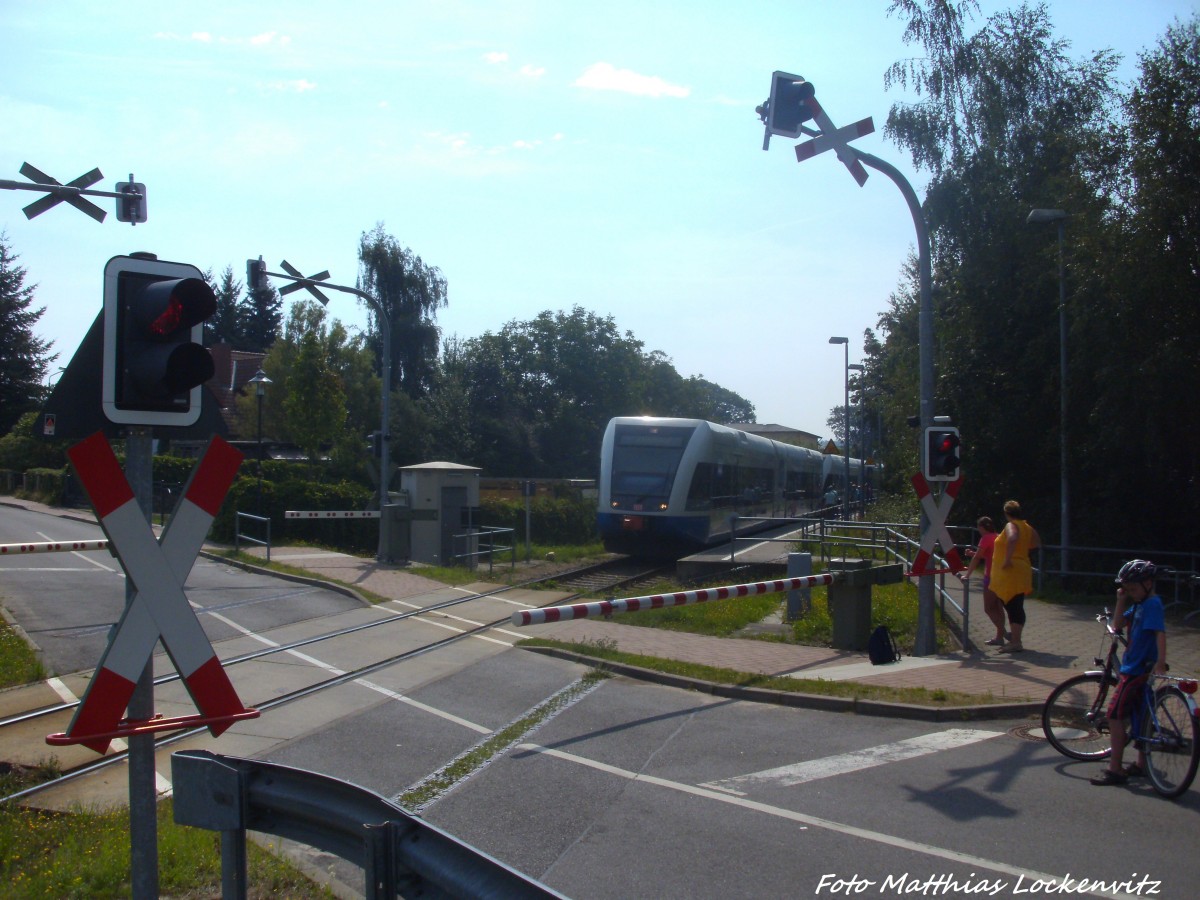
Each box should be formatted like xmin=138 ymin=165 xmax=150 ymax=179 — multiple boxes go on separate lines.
xmin=2 ymin=0 xmax=1193 ymax=443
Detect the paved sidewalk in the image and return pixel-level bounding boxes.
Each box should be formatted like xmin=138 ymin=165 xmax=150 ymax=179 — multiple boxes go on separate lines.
xmin=5 ymin=495 xmax=1200 ymax=717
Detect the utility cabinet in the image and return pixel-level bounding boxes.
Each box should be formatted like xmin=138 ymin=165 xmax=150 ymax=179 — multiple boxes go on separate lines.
xmin=400 ymin=462 xmax=481 ymax=567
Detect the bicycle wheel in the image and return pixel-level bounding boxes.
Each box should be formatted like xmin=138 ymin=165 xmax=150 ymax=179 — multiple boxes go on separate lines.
xmin=1042 ymin=673 xmax=1113 ymax=760
xmin=1142 ymin=687 xmax=1200 ymax=799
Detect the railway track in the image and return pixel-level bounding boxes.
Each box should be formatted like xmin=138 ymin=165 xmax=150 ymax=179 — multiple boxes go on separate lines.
xmin=0 ymin=555 xmax=671 ymax=804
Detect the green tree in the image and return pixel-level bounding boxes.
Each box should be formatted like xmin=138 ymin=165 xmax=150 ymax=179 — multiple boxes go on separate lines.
xmin=241 ymin=277 xmax=282 ymax=353
xmin=0 ymin=234 xmax=55 ymax=436
xmin=284 ymin=328 xmax=347 ymax=472
xmin=869 ymin=0 xmax=1121 ymax=537
xmin=1069 ymin=15 xmax=1200 ymax=545
xmin=242 ymin=301 xmax=373 ymax=476
xmin=357 ymin=224 xmax=447 ymax=399
xmin=204 ymin=265 xmax=243 ymax=347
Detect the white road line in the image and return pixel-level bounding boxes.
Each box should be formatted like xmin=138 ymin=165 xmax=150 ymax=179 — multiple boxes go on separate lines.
xmin=383 ymin=600 xmax=514 ymax=646
xmin=517 ymin=742 xmax=1140 ymax=900
xmin=197 ymin=605 xmax=490 ymax=733
xmin=47 ymin=677 xmax=78 ymax=704
xmin=702 ymin=728 xmax=1003 ymax=794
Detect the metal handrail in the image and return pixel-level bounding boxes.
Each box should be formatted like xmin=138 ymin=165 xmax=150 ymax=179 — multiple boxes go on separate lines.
xmin=234 ymin=511 xmax=271 ymax=562
xmin=453 ymin=526 xmax=516 ymax=573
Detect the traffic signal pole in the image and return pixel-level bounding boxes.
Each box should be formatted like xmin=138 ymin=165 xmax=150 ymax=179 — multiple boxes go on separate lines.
xmin=849 ymin=148 xmax=938 ymax=655
xmin=757 ymin=75 xmax=940 ymax=654
xmin=124 ymin=427 xmax=159 ymax=900
xmin=251 ymin=262 xmax=395 ymax=562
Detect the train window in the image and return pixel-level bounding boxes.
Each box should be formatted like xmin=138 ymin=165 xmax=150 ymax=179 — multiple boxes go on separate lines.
xmin=610 ymin=425 xmax=694 ymax=502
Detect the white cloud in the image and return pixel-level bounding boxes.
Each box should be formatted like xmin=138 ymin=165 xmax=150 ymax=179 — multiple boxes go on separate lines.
xmin=191 ymin=32 xmax=213 ymax=43
xmin=483 ymin=51 xmax=509 ymax=64
xmin=573 ymin=62 xmax=689 ymax=98
xmin=518 ymin=63 xmax=545 ymax=78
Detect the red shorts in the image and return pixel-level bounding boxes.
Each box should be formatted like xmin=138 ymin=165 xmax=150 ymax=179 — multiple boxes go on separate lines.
xmin=1107 ymin=673 xmax=1149 ymax=721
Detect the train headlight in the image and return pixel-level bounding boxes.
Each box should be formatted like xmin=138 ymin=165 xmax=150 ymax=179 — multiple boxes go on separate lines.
xmin=659 ymin=503 xmax=669 ymax=510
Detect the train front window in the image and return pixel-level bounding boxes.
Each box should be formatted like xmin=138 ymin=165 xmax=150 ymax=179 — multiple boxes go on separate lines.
xmin=610 ymin=425 xmax=694 ymax=507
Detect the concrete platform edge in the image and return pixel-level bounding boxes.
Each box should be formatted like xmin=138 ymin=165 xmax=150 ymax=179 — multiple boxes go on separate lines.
xmin=198 ymin=549 xmax=373 ymax=608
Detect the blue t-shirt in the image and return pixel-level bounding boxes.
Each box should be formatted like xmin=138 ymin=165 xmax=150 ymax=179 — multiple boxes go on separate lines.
xmin=1120 ymin=594 xmax=1166 ymax=675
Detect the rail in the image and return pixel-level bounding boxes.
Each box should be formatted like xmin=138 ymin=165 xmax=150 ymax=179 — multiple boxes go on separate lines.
xmin=171 ymin=750 xmax=563 ymax=900
xmin=234 ymin=511 xmax=271 ymax=562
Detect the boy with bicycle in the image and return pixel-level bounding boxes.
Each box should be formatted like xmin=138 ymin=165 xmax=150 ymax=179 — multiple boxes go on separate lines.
xmin=1091 ymin=560 xmax=1167 ymax=786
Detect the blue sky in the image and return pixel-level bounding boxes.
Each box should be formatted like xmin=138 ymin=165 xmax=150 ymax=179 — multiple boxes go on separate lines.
xmin=2 ymin=0 xmax=1192 ymax=443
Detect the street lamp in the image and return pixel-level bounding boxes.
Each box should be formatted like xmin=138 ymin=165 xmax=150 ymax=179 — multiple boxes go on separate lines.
xmin=1026 ymin=208 xmax=1069 ymax=575
xmin=848 ymin=363 xmax=865 ymax=511
xmin=829 ymin=336 xmax=850 ymax=520
xmin=247 ymin=368 xmax=272 ymax=516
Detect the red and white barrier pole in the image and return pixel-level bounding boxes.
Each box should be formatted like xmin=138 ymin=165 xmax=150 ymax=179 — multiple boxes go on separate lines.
xmin=511 ymin=573 xmax=835 ymax=627
xmin=0 ymin=539 xmax=109 ymax=555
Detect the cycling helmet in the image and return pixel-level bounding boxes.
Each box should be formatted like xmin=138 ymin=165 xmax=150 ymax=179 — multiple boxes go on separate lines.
xmin=1115 ymin=559 xmax=1157 ymax=584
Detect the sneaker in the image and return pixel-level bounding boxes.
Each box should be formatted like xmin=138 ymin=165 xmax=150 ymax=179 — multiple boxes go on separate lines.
xmin=984 ymin=636 xmax=1005 ymax=646
xmin=1090 ymin=768 xmax=1128 ymax=786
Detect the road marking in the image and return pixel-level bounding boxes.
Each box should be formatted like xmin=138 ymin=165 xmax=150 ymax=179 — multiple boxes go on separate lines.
xmin=198 ymin=605 xmax=492 ymax=734
xmin=517 ymin=742 xmax=1139 ymax=900
xmin=702 ymin=728 xmax=1002 ymax=794
xmin=47 ymin=677 xmax=78 ymax=704
xmin=384 ymin=600 xmax=514 ymax=646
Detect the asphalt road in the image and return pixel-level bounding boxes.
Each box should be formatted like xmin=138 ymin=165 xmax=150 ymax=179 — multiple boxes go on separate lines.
xmin=261 ymin=649 xmax=1200 ymax=900
xmin=4 ymin=504 xmax=1198 ymax=899
xmin=0 ymin=505 xmax=364 ymax=676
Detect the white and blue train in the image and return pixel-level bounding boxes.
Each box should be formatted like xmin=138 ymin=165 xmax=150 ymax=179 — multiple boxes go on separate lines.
xmin=596 ymin=417 xmax=877 ymax=557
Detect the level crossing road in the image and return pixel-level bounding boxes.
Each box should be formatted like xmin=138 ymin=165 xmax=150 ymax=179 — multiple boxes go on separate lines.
xmin=262 ymin=649 xmax=1200 ymax=900
xmin=4 ymin=503 xmax=1198 ymax=898
xmin=0 ymin=505 xmax=364 ymax=676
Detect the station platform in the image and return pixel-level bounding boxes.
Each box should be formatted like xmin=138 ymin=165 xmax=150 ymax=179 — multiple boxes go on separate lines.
xmin=676 ymin=520 xmax=818 ymax=579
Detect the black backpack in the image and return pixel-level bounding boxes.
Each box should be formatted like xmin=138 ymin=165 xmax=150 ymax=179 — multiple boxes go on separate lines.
xmin=868 ymin=625 xmax=901 ymax=665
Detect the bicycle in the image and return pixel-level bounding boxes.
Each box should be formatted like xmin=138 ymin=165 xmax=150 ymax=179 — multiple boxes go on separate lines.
xmin=1041 ymin=609 xmax=1200 ymax=799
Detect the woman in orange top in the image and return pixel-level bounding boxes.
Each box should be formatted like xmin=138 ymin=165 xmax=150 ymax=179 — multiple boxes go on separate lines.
xmin=989 ymin=499 xmax=1040 ymax=653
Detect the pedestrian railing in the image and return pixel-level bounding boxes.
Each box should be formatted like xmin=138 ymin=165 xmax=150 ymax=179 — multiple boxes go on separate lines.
xmin=452 ymin=525 xmax=515 ymax=573
xmin=234 ymin=511 xmax=271 ymax=562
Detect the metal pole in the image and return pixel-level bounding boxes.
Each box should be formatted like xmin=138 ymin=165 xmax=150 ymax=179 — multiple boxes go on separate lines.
xmin=842 ymin=342 xmax=850 ymax=521
xmin=1056 ymin=220 xmax=1069 ymax=576
xmin=256 ymin=392 xmax=264 ymax=517
xmin=378 ymin=307 xmax=393 ymax=562
xmin=125 ymin=427 xmax=158 ymax=900
xmin=853 ymin=149 xmax=937 ymax=655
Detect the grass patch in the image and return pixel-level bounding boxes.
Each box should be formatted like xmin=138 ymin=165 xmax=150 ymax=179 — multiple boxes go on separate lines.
xmin=0 ymin=617 xmax=45 ymax=688
xmin=790 ymin=580 xmax=954 ymax=654
xmin=582 ymin=568 xmax=952 ymax=654
xmin=0 ymin=796 xmax=334 ymax=899
xmin=520 ymin=637 xmax=1018 ymax=706
xmin=605 ymin=583 xmax=782 ymax=637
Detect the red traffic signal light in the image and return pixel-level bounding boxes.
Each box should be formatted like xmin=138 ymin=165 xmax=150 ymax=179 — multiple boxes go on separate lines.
xmin=924 ymin=427 xmax=961 ymax=482
xmin=102 ymin=255 xmax=217 ymax=426
xmin=759 ymin=71 xmax=817 ymax=139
